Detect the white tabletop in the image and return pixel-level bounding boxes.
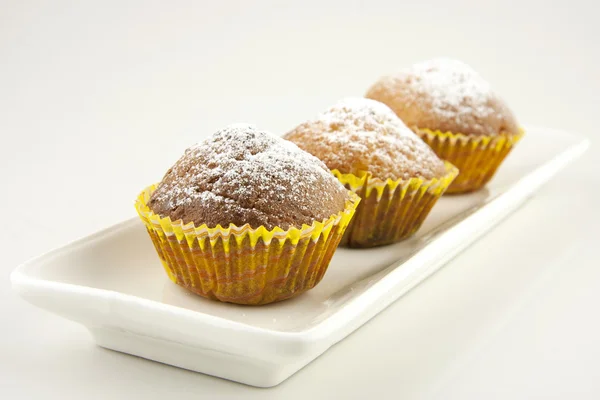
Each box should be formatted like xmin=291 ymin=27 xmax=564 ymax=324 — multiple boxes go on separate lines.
xmin=1 ymin=1 xmax=599 ymax=398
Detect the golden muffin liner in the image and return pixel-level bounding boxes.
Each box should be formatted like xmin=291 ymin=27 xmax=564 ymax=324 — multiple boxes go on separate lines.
xmin=135 ymin=185 xmax=360 ymax=305
xmin=332 ymin=161 xmax=458 ymax=248
xmin=416 ymin=128 xmax=525 ymax=194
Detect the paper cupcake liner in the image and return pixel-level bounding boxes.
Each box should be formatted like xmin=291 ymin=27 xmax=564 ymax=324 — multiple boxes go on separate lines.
xmin=135 ymin=186 xmax=360 ymax=305
xmin=331 ymin=161 xmax=458 ymax=248
xmin=416 ymin=128 xmax=525 ymax=194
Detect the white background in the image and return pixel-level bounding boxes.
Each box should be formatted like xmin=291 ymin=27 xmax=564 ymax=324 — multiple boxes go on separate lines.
xmin=1 ymin=0 xmax=599 ymax=398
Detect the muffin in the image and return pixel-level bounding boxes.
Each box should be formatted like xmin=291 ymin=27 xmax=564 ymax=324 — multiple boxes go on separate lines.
xmin=284 ymin=98 xmax=457 ymax=247
xmin=135 ymin=124 xmax=359 ymax=305
xmin=366 ymin=58 xmax=524 ymax=193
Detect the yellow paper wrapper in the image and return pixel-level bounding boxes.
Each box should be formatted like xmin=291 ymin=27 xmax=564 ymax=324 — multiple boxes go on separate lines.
xmin=416 ymin=128 xmax=525 ymax=194
xmin=332 ymin=161 xmax=458 ymax=248
xmin=135 ymin=185 xmax=360 ymax=305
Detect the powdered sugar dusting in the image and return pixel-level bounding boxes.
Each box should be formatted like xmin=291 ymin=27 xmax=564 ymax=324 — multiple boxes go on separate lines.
xmin=148 ymin=124 xmax=348 ymax=229
xmin=284 ymin=98 xmax=446 ymax=180
xmin=406 ymin=58 xmax=493 ymax=120
xmin=319 ymin=97 xmax=414 ymax=137
xmin=366 ymin=58 xmax=519 ymax=136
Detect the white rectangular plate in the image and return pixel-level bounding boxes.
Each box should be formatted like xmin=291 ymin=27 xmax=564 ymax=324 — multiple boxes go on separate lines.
xmin=11 ymin=126 xmax=588 ymax=387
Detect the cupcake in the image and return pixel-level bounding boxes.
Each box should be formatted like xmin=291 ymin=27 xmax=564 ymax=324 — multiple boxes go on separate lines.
xmin=135 ymin=124 xmax=359 ymax=305
xmin=366 ymin=58 xmax=523 ymax=193
xmin=284 ymin=98 xmax=457 ymax=248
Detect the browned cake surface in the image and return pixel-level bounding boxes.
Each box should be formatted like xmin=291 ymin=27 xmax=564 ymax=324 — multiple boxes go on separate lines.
xmin=148 ymin=124 xmax=348 ymax=230
xmin=284 ymin=98 xmax=447 ymax=180
xmin=366 ymin=58 xmax=519 ymax=137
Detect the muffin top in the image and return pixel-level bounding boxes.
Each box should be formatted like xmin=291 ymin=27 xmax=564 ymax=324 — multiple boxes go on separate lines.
xmin=284 ymin=98 xmax=447 ymax=180
xmin=366 ymin=58 xmax=519 ymax=137
xmin=148 ymin=124 xmax=349 ymax=230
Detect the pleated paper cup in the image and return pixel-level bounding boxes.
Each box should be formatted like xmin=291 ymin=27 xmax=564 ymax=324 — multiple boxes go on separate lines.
xmin=332 ymin=161 xmax=458 ymax=248
xmin=135 ymin=185 xmax=360 ymax=305
xmin=416 ymin=128 xmax=524 ymax=194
